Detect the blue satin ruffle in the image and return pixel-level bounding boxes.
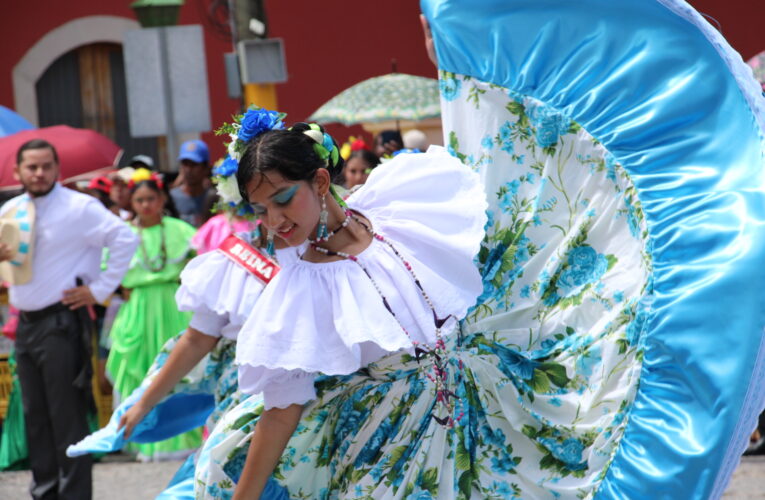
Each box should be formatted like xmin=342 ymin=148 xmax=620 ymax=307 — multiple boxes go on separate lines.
xmin=66 ymin=385 xmax=213 ymax=457
xmin=422 ymin=0 xmax=765 ymax=498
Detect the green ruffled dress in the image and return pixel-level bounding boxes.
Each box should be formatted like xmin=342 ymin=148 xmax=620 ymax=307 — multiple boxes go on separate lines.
xmin=106 ymin=216 xmax=200 ymax=460
xmin=0 ymin=351 xmax=28 ymax=471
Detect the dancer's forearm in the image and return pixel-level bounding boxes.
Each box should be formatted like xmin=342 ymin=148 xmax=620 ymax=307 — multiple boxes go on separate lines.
xmin=233 ymin=404 xmax=303 ymax=500
xmin=120 ymin=327 xmax=218 ymax=438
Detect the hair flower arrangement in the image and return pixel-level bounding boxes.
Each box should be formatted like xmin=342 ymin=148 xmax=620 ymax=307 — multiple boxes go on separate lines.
xmin=214 ymin=106 xmax=287 ymax=217
xmin=339 ymin=136 xmax=369 ymax=160
xmin=128 ymin=167 xmax=164 ymax=189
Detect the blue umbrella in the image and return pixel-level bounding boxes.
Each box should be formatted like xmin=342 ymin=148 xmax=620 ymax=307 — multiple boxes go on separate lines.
xmin=0 ymin=106 xmax=34 ymax=137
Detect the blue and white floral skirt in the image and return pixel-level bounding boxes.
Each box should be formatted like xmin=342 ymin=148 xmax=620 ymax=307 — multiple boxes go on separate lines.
xmin=195 ymin=69 xmax=652 ymax=499
xmin=195 ymin=319 xmax=639 ymax=500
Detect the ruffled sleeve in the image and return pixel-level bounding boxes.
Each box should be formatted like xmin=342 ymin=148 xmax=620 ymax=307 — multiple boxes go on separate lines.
xmin=176 ymin=245 xmax=301 ymax=338
xmin=347 ymin=146 xmax=488 ymax=315
xmin=235 ymin=147 xmax=487 ymax=406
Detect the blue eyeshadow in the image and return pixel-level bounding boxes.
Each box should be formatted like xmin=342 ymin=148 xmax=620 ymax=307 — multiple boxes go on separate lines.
xmin=272 ymin=185 xmax=298 ymax=204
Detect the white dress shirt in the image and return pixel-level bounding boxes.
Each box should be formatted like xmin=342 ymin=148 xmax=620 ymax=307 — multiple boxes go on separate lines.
xmin=0 ymin=184 xmax=139 ymax=311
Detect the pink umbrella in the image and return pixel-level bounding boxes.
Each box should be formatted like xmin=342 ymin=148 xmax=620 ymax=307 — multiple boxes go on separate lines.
xmin=0 ymin=125 xmax=123 ymax=188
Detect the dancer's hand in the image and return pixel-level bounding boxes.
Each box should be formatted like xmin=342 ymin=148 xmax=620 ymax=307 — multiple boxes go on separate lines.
xmin=119 ymin=402 xmax=149 ymax=440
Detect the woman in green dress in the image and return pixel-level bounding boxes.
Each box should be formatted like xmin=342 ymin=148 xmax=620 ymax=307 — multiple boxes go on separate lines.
xmin=105 ymin=172 xmax=200 ymax=461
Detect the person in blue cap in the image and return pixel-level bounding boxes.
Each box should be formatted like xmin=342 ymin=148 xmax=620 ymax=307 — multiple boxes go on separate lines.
xmin=170 ymin=140 xmax=215 ymax=227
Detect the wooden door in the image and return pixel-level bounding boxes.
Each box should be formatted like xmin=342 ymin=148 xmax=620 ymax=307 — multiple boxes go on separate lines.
xmin=35 ymin=43 xmax=163 ymax=169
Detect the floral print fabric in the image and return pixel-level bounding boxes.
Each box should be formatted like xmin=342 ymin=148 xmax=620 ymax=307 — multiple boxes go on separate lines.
xmin=193 ymin=73 xmax=652 ymax=499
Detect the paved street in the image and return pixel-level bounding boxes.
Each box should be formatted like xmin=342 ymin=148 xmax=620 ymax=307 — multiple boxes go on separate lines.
xmin=1 ymin=454 xmax=765 ymax=499
xmin=0 ymin=454 xmax=183 ymax=500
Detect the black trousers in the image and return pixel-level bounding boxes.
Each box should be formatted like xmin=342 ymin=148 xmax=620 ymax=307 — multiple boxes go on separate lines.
xmin=15 ymin=304 xmax=92 ymax=500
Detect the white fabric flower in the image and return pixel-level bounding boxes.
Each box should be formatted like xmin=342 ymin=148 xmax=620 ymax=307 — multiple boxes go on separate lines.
xmin=228 ymin=141 xmax=241 ymax=161
xmin=217 ymin=174 xmax=243 ymax=204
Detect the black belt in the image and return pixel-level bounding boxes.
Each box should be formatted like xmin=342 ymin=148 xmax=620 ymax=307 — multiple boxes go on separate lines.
xmin=19 ymin=302 xmax=72 ymax=323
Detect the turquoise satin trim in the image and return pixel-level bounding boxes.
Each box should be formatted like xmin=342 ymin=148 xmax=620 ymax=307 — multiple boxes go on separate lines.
xmin=422 ymin=0 xmax=765 ymax=497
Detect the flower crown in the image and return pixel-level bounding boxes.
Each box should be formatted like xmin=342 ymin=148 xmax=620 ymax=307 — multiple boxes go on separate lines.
xmin=128 ymin=167 xmax=163 ymax=190
xmin=214 ymin=106 xmax=286 ymax=217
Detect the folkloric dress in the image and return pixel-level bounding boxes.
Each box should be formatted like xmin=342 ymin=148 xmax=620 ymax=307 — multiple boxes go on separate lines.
xmin=196 ymin=0 xmax=765 ymax=495
xmin=106 ymin=216 xmax=199 ymax=461
xmin=195 ymin=147 xmax=501 ymax=498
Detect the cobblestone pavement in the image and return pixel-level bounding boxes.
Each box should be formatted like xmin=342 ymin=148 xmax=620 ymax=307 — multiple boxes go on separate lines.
xmin=1 ymin=455 xmax=765 ymax=499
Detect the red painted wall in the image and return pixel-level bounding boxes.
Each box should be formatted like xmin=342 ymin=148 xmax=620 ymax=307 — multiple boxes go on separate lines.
xmin=1 ymin=1 xmax=763 ymax=159
xmin=690 ymin=0 xmax=765 ymax=60
xmin=265 ymin=0 xmax=436 ymax=144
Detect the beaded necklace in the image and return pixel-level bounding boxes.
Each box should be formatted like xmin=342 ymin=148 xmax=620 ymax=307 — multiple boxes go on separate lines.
xmin=135 ymin=219 xmax=167 ymax=272
xmin=311 ymin=216 xmax=462 ymax=427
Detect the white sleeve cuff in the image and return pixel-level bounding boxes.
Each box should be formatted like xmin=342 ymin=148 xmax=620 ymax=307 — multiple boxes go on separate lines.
xmin=189 ymin=309 xmax=228 ymax=338
xmin=262 ymin=371 xmax=317 ymax=410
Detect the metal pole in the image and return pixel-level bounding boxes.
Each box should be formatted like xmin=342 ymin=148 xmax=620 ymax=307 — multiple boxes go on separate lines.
xmin=158 ymin=27 xmax=178 ymax=172
xmin=227 ymin=0 xmax=246 ymax=110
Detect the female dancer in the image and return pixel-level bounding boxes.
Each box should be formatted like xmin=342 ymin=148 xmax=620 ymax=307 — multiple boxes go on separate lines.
xmin=195 ymin=116 xmax=490 ymax=498
xmin=105 ymin=172 xmax=199 ymax=461
xmin=68 ymin=109 xmax=303 ymax=497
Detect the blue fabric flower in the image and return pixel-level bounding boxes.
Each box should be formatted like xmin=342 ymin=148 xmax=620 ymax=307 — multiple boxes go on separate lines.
xmin=484 ymin=209 xmax=495 ymax=231
xmin=321 ymin=133 xmax=335 ymax=154
xmin=527 ymin=102 xmax=571 ymax=148
xmin=490 ymin=453 xmax=518 ymax=474
xmin=238 ymin=108 xmax=283 ymax=143
xmin=538 ymin=437 xmax=587 ymax=471
xmin=405 ymin=487 xmax=433 ymax=500
xmin=498 ymin=122 xmax=515 ymax=153
xmin=575 ymin=344 xmax=602 ymax=378
xmin=439 ymin=75 xmax=462 ymax=101
xmin=605 ymin=152 xmax=618 ymax=182
xmin=557 ymin=246 xmax=609 ymax=297
xmin=626 ymin=300 xmax=649 ymax=345
xmin=489 ymin=344 xmax=539 ymax=380
xmin=213 ymin=156 xmax=239 ymax=177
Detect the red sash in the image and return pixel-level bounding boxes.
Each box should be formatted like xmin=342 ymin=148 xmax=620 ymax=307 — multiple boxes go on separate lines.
xmin=217 ymin=234 xmax=280 ymax=284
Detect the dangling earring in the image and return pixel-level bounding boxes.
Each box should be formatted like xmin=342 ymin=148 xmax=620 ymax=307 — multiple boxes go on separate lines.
xmin=250 ymin=221 xmax=262 ymax=244
xmin=266 ymin=228 xmax=275 ymax=256
xmin=316 ymin=194 xmax=329 ymax=242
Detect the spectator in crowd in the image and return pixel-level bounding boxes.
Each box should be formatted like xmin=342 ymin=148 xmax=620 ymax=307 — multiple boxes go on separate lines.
xmin=128 ymin=154 xmax=155 ymax=171
xmin=373 ymin=129 xmax=403 ymax=158
xmin=106 ymin=171 xmax=200 ymax=461
xmin=0 ymin=139 xmax=137 ymax=499
xmin=169 ymin=140 xmax=215 ymax=227
xmin=402 ymin=129 xmax=430 ymax=151
xmin=109 ymin=168 xmax=135 ymax=220
xmin=343 ymin=149 xmax=380 ymax=189
xmin=86 ymin=175 xmax=120 ymax=216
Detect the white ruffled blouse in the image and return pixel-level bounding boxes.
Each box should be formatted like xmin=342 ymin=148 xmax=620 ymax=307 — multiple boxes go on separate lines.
xmin=175 ymin=243 xmax=302 ymax=340
xmin=235 ymin=146 xmax=488 ymax=409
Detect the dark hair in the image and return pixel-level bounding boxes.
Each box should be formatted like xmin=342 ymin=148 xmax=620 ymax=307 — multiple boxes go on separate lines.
xmin=377 ymin=130 xmax=403 ymax=148
xmin=348 ymin=149 xmax=380 ymax=169
xmin=130 ymin=179 xmax=164 ymax=195
xmin=130 ymin=178 xmax=179 ymax=217
xmin=16 ymin=139 xmax=59 ymax=165
xmin=236 ymin=123 xmax=344 ymax=202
